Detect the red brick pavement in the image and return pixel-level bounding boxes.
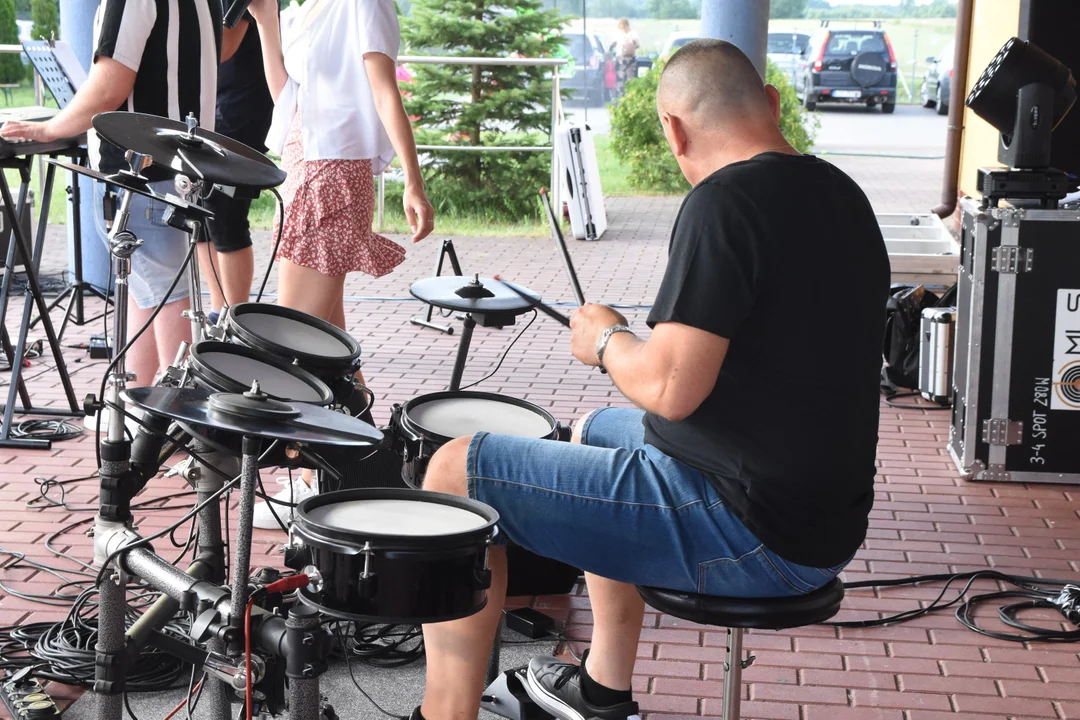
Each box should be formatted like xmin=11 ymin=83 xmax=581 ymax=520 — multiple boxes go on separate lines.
xmin=2 ymin=195 xmax=1078 ymax=719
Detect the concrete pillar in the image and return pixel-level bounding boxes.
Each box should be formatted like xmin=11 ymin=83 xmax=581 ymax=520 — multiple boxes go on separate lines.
xmin=60 ymin=0 xmax=111 ymax=293
xmin=700 ymin=0 xmax=771 ymax=79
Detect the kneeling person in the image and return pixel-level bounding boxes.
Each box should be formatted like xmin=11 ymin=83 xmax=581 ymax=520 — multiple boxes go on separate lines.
xmin=416 ymin=39 xmax=890 ymax=720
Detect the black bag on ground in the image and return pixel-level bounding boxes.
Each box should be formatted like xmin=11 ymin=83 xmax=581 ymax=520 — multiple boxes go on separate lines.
xmin=881 ymin=284 xmax=939 ymax=395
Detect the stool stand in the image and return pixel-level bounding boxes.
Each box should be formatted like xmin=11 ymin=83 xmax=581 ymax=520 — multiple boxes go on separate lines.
xmin=722 ymin=628 xmax=755 ymax=720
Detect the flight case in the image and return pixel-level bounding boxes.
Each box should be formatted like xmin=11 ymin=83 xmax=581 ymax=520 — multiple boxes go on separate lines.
xmin=949 ymin=197 xmax=1080 ymax=484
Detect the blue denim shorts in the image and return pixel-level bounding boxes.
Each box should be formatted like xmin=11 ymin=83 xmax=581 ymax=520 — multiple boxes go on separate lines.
xmin=94 ymin=181 xmax=192 ymax=310
xmin=467 ymin=407 xmax=847 ymax=598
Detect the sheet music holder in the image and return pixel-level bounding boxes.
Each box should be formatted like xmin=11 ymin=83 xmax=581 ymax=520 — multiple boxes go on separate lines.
xmin=23 ymin=40 xmax=78 ymax=108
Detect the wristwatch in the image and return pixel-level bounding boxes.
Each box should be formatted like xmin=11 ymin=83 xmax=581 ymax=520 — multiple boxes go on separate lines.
xmin=595 ymin=324 xmax=634 ymax=369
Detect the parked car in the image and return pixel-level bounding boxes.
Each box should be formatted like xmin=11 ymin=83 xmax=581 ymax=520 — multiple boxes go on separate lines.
xmin=794 ymin=24 xmax=898 ymax=113
xmin=921 ymin=40 xmax=954 ymax=116
xmin=561 ymin=31 xmax=609 ymax=106
xmin=767 ymin=31 xmax=810 ymax=82
xmin=660 ymin=31 xmax=698 ymax=59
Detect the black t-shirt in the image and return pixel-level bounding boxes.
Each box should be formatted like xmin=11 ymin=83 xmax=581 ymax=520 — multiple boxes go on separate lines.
xmin=644 ymin=153 xmax=890 ymax=568
xmin=216 ymin=14 xmax=273 ymax=152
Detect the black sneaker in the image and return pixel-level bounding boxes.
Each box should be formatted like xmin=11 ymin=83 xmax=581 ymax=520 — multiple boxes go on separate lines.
xmin=524 ymin=656 xmax=640 ymax=720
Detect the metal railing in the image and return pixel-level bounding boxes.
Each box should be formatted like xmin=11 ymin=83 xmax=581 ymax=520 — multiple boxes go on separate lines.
xmin=378 ymin=55 xmax=568 ymax=230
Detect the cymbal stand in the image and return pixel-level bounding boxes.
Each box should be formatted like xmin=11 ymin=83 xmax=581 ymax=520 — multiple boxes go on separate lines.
xmin=410 ymin=239 xmax=463 ymax=335
xmin=91 ymin=150 xmax=150 ymax=720
xmin=173 ymin=174 xmax=209 ymax=343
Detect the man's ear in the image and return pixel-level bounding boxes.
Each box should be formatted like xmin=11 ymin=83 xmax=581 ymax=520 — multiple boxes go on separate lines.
xmin=765 ymin=84 xmax=782 ymax=125
xmin=662 ymin=112 xmax=689 ymax=157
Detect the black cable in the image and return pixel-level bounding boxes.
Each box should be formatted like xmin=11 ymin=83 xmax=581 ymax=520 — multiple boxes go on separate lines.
xmin=202 ymin=218 xmax=228 ymax=315
xmin=8 ymin=418 xmax=83 ymax=442
xmin=124 ymin=692 xmax=141 ymax=720
xmin=347 ymin=622 xmax=424 ymax=668
xmin=831 ymin=571 xmax=1080 ymax=643
xmin=331 ymin=622 xmax=409 ymax=720
xmin=256 ymin=188 xmax=284 ymax=303
xmin=459 ymin=309 xmax=537 ymax=391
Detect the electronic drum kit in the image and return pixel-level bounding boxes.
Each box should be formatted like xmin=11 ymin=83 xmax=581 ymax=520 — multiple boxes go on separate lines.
xmin=75 ymin=112 xmax=573 ymax=720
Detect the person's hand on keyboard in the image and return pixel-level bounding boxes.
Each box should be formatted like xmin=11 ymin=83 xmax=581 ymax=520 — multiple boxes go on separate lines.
xmin=0 ymin=120 xmax=55 ymax=143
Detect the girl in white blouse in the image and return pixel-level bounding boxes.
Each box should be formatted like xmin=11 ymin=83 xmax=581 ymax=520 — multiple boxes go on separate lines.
xmin=248 ymin=0 xmax=433 ymax=526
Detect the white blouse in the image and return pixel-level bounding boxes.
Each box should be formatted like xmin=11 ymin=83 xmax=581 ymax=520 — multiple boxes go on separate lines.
xmin=266 ymin=0 xmax=400 ymax=172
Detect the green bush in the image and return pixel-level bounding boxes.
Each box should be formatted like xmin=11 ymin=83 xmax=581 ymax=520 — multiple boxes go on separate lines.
xmin=31 ymin=0 xmax=59 ymax=42
xmin=609 ymin=63 xmax=686 ymax=193
xmin=766 ymin=58 xmax=818 ymax=154
xmin=609 ymin=57 xmax=817 ymax=193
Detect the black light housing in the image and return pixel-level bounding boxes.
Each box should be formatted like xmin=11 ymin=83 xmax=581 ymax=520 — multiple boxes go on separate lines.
xmin=966 ymin=38 xmax=1076 ymax=169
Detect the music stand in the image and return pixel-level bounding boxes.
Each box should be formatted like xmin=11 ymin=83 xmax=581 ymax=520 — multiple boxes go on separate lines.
xmin=23 ymin=40 xmax=110 ymax=337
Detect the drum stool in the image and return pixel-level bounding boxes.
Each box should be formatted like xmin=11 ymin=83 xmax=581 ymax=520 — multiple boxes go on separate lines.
xmin=636 ymin=579 xmax=845 ymax=720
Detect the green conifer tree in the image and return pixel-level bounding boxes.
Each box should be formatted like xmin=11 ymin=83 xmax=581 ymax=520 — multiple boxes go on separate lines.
xmin=0 ymin=0 xmax=23 ymax=85
xmin=401 ymin=0 xmax=568 ymax=220
xmin=31 ymin=0 xmax=59 ymax=42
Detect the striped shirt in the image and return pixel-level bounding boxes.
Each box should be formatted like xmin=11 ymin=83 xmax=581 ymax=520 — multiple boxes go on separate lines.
xmin=89 ymin=0 xmax=222 ymax=173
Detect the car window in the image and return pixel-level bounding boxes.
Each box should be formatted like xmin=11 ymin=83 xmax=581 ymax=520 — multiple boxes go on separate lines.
xmin=826 ymin=32 xmax=887 ymax=55
xmin=568 ymin=35 xmax=588 ymax=63
xmin=768 ymin=33 xmax=809 ymax=54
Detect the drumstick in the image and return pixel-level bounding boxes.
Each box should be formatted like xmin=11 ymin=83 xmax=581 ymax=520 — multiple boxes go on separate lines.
xmin=539 ymin=187 xmax=587 ymax=307
xmin=496 ymin=279 xmax=608 ymax=374
xmin=499 ymin=281 xmax=571 ymax=326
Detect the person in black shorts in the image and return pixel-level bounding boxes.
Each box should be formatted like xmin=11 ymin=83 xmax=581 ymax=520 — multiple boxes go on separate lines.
xmin=199 ymin=12 xmax=275 ymax=320
xmin=413 ymin=39 xmax=890 ymax=720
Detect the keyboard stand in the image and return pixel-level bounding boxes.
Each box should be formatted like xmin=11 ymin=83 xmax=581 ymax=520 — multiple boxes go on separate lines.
xmin=0 ymin=139 xmax=85 ymax=448
xmin=30 ymin=150 xmax=111 ymax=341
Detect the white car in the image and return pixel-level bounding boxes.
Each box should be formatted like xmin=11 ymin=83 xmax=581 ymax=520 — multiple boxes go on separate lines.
xmin=767 ymin=31 xmax=810 ymax=82
xmin=660 ymin=31 xmax=698 ymax=59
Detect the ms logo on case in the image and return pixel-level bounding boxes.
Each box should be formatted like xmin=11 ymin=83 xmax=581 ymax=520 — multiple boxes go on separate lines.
xmin=1052 ymin=290 xmax=1080 ymax=410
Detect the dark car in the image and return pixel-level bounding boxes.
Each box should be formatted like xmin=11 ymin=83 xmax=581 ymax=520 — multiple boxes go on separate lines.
xmin=562 ymin=32 xmax=608 ymax=106
xmin=921 ymin=40 xmax=954 ymax=116
xmin=795 ymin=24 xmax=898 ymax=113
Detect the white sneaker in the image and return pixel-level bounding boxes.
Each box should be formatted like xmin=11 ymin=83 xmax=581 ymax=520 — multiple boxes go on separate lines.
xmin=252 ymin=475 xmax=318 ymax=530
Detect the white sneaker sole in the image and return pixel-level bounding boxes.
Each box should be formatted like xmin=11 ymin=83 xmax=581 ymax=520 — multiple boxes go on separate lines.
xmin=523 ymin=669 xmax=587 ymax=720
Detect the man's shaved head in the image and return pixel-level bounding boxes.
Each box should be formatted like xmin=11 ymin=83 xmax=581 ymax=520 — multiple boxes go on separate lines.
xmin=658 ymin=39 xmax=771 ymax=128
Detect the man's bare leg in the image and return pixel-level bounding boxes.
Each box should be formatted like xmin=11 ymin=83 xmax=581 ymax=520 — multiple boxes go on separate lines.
xmin=581 ymin=573 xmax=645 ymax=691
xmin=126 ymin=297 xmax=191 ymax=387
xmin=420 ymin=436 xmax=507 ymax=720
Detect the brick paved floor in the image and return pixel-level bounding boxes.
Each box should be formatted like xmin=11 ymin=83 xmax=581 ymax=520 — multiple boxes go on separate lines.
xmin=2 ymin=166 xmax=1078 ymax=719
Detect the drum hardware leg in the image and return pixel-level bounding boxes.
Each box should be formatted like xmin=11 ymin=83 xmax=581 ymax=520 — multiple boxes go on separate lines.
xmin=91 ymin=570 xmax=127 ymax=720
xmin=411 ymin=239 xmax=463 ymax=335
xmin=284 ymin=605 xmax=330 ymax=720
xmin=228 ymin=435 xmax=262 ymax=650
xmin=448 ymin=314 xmax=477 ymax=391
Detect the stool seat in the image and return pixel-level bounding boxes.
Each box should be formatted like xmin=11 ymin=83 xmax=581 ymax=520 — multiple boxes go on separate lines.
xmin=638 ymin=578 xmax=845 ymax=630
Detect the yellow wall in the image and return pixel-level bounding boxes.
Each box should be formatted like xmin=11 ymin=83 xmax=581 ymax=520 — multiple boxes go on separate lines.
xmin=957 ymin=0 xmax=1021 ymax=197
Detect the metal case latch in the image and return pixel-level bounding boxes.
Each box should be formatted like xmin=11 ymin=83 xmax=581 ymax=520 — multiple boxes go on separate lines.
xmin=982 ymin=418 xmax=1023 ymax=446
xmin=991 ymin=246 xmax=1034 ymax=274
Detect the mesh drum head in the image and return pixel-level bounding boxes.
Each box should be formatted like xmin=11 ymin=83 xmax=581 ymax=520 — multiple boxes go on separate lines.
xmin=409 ymin=396 xmax=554 ymax=439
xmin=237 ymin=312 xmax=354 ymax=358
xmin=306 ymin=498 xmax=489 ymax=536
xmin=199 ymin=350 xmax=325 ymax=403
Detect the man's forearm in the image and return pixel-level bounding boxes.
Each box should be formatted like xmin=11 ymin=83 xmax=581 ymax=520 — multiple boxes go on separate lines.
xmin=599 ymin=331 xmax=670 ymax=415
xmin=44 ymin=92 xmax=111 ymax=140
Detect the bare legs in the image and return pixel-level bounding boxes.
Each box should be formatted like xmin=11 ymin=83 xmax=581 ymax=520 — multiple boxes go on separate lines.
xmin=419 ymin=414 xmax=646 ymax=719
xmin=126 ymin=296 xmax=192 ymax=388
xmin=197 ymin=243 xmax=254 ymax=309
xmin=421 ymin=437 xmax=508 ymax=720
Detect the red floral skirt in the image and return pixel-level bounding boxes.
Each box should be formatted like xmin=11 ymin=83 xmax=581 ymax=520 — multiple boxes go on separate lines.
xmin=274 ymin=113 xmax=405 ymax=277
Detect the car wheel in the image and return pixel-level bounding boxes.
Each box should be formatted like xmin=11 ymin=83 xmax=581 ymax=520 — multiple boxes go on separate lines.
xmin=803 ymin=92 xmax=817 ymax=112
xmin=882 ymin=102 xmax=896 ymax=114
xmin=921 ymin=81 xmax=935 ymax=108
xmin=935 ymin=86 xmax=948 ymax=116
